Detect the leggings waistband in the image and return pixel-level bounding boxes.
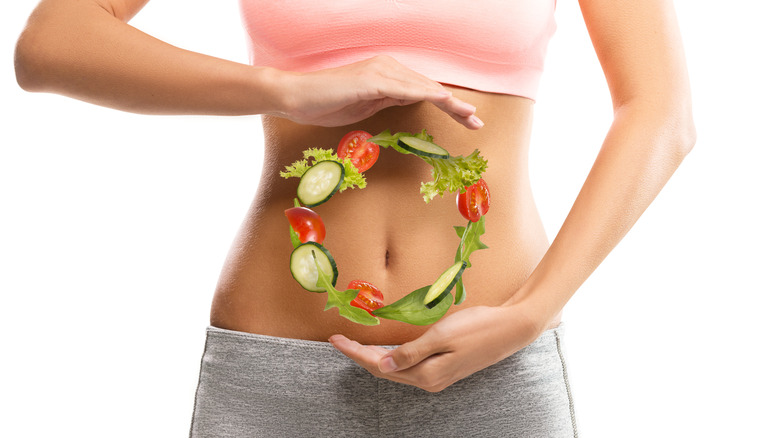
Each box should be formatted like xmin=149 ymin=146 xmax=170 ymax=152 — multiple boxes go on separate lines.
xmin=204 ymin=323 xmax=563 ymax=350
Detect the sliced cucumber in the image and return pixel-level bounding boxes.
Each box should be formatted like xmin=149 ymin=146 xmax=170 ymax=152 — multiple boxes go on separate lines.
xmin=297 ymin=161 xmax=344 ymax=207
xmin=290 ymin=242 xmax=338 ymax=292
xmin=397 ymin=136 xmax=450 ymax=159
xmin=423 ymin=261 xmax=467 ymax=308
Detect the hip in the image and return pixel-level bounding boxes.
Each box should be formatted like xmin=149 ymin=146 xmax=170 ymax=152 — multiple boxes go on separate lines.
xmin=190 ymin=324 xmax=577 ymax=438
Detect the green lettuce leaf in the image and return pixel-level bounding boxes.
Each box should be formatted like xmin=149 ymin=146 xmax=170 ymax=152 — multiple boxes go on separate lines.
xmin=313 ymin=252 xmax=379 ymax=326
xmin=368 ymin=129 xmax=436 ymax=155
xmin=373 ymin=285 xmax=453 ymax=325
xmin=367 ymin=129 xmax=407 ymax=153
xmin=280 ymin=148 xmax=366 ymax=192
xmin=370 ymin=130 xmax=488 ymax=203
xmin=420 ymin=150 xmax=488 ymax=203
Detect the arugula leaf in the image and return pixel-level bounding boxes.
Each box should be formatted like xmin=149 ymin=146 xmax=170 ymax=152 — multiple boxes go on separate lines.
xmin=420 ymin=149 xmax=488 ymax=203
xmin=287 ymin=198 xmax=303 ymax=249
xmin=289 ymin=225 xmax=302 ymax=249
xmin=280 ymin=148 xmax=366 ymax=192
xmin=450 ymin=217 xmax=488 ymax=305
xmin=372 ymin=285 xmax=453 ymax=325
xmin=454 ymin=216 xmax=488 ymax=268
xmin=454 ymin=278 xmax=466 ymax=305
xmin=313 ymin=252 xmax=379 ymax=326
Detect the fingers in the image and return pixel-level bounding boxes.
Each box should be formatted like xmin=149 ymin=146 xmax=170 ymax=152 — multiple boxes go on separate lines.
xmin=329 ymin=332 xmax=448 ymax=374
xmin=361 ymin=56 xmax=485 ymax=130
xmin=328 ymin=335 xmax=389 ymax=371
xmin=430 ymin=96 xmax=484 ymax=130
xmin=330 ymin=333 xmax=457 ymax=392
xmin=374 ymin=88 xmax=484 ymax=130
xmin=365 ymin=92 xmax=483 ymax=130
xmin=379 ymin=332 xmax=449 ymax=373
xmin=290 ymin=55 xmax=485 ymax=128
xmin=329 ymin=333 xmax=445 ymax=375
xmin=441 ymin=109 xmax=485 ymax=130
xmin=440 ymin=96 xmax=476 ymax=118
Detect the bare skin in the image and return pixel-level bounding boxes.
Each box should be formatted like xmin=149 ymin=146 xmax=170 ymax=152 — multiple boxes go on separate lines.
xmin=16 ymin=0 xmax=695 ymax=392
xmin=209 ymin=87 xmax=557 ymax=345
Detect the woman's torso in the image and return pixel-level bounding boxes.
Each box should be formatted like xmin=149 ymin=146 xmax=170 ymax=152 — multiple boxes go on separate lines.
xmin=209 ymin=87 xmax=558 ymax=345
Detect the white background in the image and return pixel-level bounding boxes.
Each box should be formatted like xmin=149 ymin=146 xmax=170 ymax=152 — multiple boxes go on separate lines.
xmin=1 ymin=1 xmax=778 ymax=436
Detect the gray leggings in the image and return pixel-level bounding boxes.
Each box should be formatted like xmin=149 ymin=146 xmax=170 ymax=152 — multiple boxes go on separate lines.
xmin=190 ymin=325 xmax=577 ymax=437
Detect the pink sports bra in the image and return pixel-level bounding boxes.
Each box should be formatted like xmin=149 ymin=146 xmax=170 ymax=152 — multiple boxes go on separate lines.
xmin=239 ymin=0 xmax=556 ymax=100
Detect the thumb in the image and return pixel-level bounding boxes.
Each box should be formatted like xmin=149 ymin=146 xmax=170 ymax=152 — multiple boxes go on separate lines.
xmin=379 ymin=336 xmax=443 ymax=373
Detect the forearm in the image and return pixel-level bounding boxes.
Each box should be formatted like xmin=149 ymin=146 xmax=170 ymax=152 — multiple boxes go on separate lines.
xmin=14 ymin=1 xmax=279 ymax=115
xmin=329 ymin=0 xmax=696 ymax=392
xmin=505 ymin=103 xmax=696 ymax=327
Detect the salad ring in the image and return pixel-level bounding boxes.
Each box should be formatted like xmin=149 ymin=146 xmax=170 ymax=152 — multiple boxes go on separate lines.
xmin=280 ymin=130 xmax=490 ymax=326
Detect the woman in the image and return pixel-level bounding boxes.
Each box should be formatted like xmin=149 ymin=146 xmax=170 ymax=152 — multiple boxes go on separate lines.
xmin=14 ymin=0 xmax=695 ymax=436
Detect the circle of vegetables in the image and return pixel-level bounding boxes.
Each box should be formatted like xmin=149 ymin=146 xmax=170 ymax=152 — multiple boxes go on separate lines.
xmin=280 ymin=130 xmax=490 ymax=326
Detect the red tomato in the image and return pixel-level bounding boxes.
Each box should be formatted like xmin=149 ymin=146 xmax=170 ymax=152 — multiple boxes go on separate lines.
xmin=284 ymin=207 xmax=326 ymax=244
xmin=337 ymin=130 xmax=380 ymax=173
xmin=456 ymin=179 xmax=491 ymax=222
xmin=348 ymin=280 xmax=384 ymax=315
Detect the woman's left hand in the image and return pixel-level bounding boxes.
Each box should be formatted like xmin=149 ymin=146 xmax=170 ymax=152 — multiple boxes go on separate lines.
xmin=329 ymin=305 xmax=543 ymax=392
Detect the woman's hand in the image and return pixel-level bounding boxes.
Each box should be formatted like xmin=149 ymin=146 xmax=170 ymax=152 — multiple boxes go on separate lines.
xmin=273 ymin=55 xmax=484 ymax=130
xmin=329 ymin=305 xmax=544 ymax=392
xmin=16 ymin=4 xmax=481 ymax=125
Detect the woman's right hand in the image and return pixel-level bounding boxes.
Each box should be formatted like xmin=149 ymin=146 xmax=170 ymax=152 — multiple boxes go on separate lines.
xmin=272 ymin=56 xmax=484 ymax=130
xmin=16 ymin=2 xmax=482 ymax=129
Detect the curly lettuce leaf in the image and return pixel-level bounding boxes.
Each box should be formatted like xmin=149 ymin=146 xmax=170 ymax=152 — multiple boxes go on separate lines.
xmin=371 ymin=130 xmax=488 ymax=203
xmin=280 ymin=148 xmax=366 ymax=192
xmin=372 ymin=285 xmax=453 ymax=325
xmin=367 ymin=129 xmax=408 ymax=154
xmin=313 ymin=252 xmax=379 ymax=326
xmin=420 ymin=150 xmax=488 ymax=203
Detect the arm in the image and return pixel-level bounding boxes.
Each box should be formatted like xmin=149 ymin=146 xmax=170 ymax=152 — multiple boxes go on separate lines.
xmin=14 ymin=0 xmax=481 ymax=126
xmin=330 ymin=0 xmax=696 ymax=391
xmin=504 ymin=0 xmax=696 ymax=322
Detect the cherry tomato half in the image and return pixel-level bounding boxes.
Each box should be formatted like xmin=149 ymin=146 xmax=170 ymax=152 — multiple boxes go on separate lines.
xmin=456 ymin=178 xmax=491 ymax=222
xmin=284 ymin=207 xmax=326 ymax=244
xmin=348 ymin=280 xmax=384 ymax=315
xmin=337 ymin=130 xmax=380 ymax=173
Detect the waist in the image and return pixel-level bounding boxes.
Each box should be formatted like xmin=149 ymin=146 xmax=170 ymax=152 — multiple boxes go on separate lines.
xmin=210 ymin=90 xmax=550 ymax=344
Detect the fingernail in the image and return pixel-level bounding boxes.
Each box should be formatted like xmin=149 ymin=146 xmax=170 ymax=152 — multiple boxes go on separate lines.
xmin=379 ymin=355 xmax=398 ymax=372
xmin=469 ymin=115 xmax=484 ymax=128
xmin=438 ymin=90 xmax=452 ymax=97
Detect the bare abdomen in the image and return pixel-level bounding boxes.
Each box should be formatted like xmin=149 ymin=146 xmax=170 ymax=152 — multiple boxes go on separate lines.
xmin=209 ymin=89 xmax=551 ymax=344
